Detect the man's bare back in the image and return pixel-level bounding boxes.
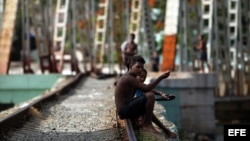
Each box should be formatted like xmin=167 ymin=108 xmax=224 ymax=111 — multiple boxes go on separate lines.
xmin=115 ymin=73 xmax=139 ymax=111
xmin=115 ymin=61 xmax=171 ymax=112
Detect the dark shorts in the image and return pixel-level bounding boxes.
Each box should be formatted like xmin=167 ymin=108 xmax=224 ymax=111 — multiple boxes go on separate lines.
xmin=200 ymin=51 xmax=207 ymax=61
xmin=118 ymin=95 xmax=147 ymax=119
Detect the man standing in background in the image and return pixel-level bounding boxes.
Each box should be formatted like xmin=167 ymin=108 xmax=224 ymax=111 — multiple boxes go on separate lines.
xmin=120 ymin=33 xmax=138 ymax=71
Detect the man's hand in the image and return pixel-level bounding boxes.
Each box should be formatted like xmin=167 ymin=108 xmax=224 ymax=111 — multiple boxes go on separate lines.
xmin=160 ymin=70 xmax=170 ymax=79
xmin=161 ymin=93 xmax=176 ymax=101
xmin=161 ymin=93 xmax=170 ymax=100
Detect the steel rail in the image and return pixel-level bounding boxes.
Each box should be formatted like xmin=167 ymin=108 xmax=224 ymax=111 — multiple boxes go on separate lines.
xmin=124 ymin=119 xmax=137 ymax=141
xmin=0 ymin=73 xmax=85 ymax=135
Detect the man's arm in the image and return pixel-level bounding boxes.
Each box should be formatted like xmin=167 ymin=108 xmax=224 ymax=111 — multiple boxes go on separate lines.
xmin=137 ymin=70 xmax=171 ymax=92
xmin=134 ymin=44 xmax=138 ymax=55
xmin=151 ymin=90 xmax=162 ymax=96
xmin=151 ymin=89 xmax=176 ymax=101
xmin=121 ymin=41 xmax=127 ymax=52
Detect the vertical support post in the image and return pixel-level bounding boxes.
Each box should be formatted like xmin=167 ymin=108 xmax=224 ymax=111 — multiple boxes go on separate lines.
xmin=0 ymin=0 xmax=19 ymax=74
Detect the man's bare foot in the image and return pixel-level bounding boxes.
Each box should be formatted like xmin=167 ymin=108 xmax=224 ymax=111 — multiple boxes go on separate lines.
xmin=143 ymin=125 xmax=161 ymax=135
xmin=165 ymin=131 xmax=177 ymax=138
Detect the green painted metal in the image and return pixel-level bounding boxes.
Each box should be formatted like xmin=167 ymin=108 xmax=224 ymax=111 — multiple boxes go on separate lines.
xmin=0 ymin=74 xmax=63 ymax=105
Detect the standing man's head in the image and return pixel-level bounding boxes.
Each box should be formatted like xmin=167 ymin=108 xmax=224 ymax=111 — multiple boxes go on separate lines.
xmin=129 ymin=55 xmax=145 ymax=76
xmin=199 ymin=34 xmax=205 ymax=40
xmin=153 ymin=51 xmax=158 ymax=57
xmin=129 ymin=33 xmax=135 ymax=41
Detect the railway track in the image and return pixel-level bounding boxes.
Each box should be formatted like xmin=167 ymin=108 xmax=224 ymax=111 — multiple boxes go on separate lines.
xmin=0 ymin=72 xmax=178 ymax=141
xmin=0 ymin=73 xmax=128 ymax=141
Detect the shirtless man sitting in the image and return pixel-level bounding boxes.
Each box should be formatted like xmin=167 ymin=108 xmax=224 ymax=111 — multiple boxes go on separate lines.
xmin=114 ymin=55 xmax=177 ymax=138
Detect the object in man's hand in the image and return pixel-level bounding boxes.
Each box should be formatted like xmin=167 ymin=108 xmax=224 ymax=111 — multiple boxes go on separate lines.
xmin=156 ymin=94 xmax=175 ymax=101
